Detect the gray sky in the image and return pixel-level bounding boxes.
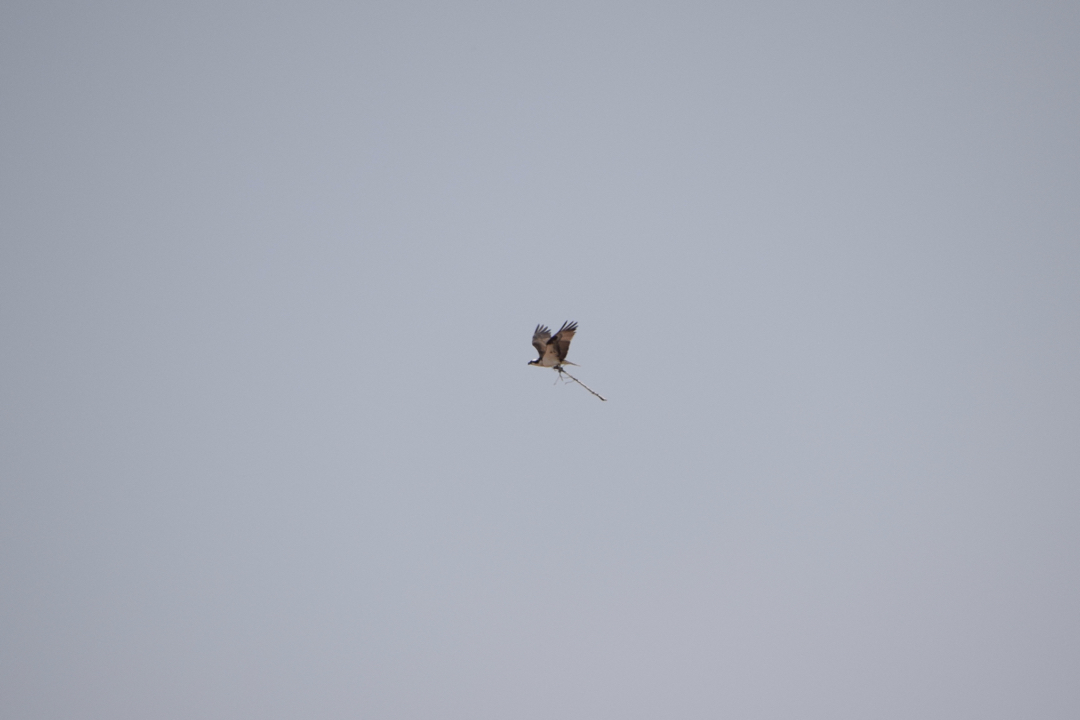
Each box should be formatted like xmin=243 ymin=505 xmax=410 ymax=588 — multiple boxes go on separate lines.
xmin=2 ymin=1 xmax=1078 ymax=718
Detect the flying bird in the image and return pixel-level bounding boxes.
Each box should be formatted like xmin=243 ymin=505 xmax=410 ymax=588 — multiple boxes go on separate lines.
xmin=528 ymin=321 xmax=606 ymax=401
xmin=528 ymin=321 xmax=578 ymax=369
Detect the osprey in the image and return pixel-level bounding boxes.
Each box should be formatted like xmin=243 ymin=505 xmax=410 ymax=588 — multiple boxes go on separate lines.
xmin=528 ymin=321 xmax=606 ymax=401
xmin=528 ymin=321 xmax=578 ymax=369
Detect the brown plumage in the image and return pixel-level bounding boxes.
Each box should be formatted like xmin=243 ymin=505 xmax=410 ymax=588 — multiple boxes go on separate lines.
xmin=528 ymin=321 xmax=577 ymax=368
xmin=527 ymin=321 xmax=606 ymax=400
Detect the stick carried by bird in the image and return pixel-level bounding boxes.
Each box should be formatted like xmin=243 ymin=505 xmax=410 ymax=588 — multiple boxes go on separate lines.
xmin=528 ymin=321 xmax=607 ymax=401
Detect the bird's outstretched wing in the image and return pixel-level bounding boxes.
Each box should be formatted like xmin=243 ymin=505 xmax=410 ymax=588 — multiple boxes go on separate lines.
xmin=552 ymin=321 xmax=577 ymax=362
xmin=532 ymin=324 xmax=553 ymax=361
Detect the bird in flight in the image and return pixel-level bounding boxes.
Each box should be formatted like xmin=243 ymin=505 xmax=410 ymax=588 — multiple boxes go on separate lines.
xmin=528 ymin=321 xmax=606 ymax=401
xmin=528 ymin=321 xmax=578 ymax=369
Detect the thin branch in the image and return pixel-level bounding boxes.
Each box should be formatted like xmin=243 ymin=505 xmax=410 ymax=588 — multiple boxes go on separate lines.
xmin=557 ymin=367 xmax=607 ymax=401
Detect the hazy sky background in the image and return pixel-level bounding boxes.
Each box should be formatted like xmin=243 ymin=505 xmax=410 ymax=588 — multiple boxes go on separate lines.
xmin=2 ymin=1 xmax=1078 ymax=718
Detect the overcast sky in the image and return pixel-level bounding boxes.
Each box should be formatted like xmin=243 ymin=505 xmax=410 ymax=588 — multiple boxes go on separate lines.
xmin=2 ymin=2 xmax=1078 ymax=718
